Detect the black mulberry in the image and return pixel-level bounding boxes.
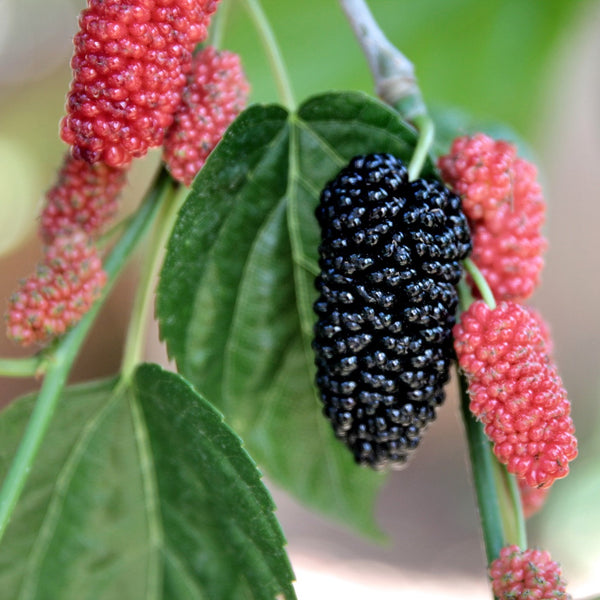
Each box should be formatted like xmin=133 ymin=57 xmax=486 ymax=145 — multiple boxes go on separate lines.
xmin=313 ymin=154 xmax=471 ymax=469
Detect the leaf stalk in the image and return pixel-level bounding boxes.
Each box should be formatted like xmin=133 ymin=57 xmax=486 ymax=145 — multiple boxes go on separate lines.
xmin=0 ymin=356 xmax=43 ymax=378
xmin=243 ymin=0 xmax=295 ymax=108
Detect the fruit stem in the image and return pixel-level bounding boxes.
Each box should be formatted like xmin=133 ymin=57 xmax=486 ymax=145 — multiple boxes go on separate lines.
xmin=408 ymin=114 xmax=434 ymax=181
xmin=500 ymin=463 xmax=528 ymax=549
xmin=457 ymin=277 xmax=475 ymax=313
xmin=208 ymin=0 xmax=230 ymax=50
xmin=0 ymin=169 xmax=167 ymax=543
xmin=0 ymin=356 xmax=43 ymax=378
xmin=96 ymin=213 xmax=135 ymax=250
xmin=120 ymin=177 xmax=182 ymax=382
xmin=459 ymin=374 xmax=506 ymax=564
xmin=339 ymin=0 xmax=427 ymax=119
xmin=244 ymin=0 xmax=295 ymax=108
xmin=463 ymin=257 xmax=497 ymax=309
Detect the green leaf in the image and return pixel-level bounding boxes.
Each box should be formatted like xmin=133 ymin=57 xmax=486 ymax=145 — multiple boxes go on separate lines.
xmin=0 ymin=365 xmax=295 ymax=600
xmin=157 ymin=91 xmax=435 ymax=537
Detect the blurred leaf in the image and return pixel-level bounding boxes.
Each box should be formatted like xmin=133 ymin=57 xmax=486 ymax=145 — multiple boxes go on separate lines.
xmin=0 ymin=364 xmax=295 ymax=600
xmin=157 ymin=91 xmax=437 ymax=537
xmin=430 ymin=105 xmax=537 ymax=162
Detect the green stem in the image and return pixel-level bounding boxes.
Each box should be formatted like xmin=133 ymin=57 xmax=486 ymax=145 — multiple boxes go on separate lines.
xmin=457 ymin=277 xmax=474 ymax=313
xmin=244 ymin=0 xmax=295 ymax=108
xmin=0 ymin=356 xmax=42 ymax=378
xmin=0 ymin=169 xmax=168 ymax=543
xmin=459 ymin=375 xmax=505 ymax=564
xmin=120 ymin=176 xmax=181 ymax=381
xmin=407 ymin=114 xmax=434 ymax=181
xmin=208 ymin=0 xmax=230 ymax=49
xmin=500 ymin=464 xmax=527 ymax=549
xmin=96 ymin=212 xmax=135 ymax=251
xmin=463 ymin=257 xmax=497 ymax=309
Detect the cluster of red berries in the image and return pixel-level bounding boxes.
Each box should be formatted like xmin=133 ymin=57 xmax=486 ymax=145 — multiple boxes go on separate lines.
xmin=40 ymin=153 xmax=128 ymax=243
xmin=454 ymin=300 xmax=577 ymax=488
xmin=60 ymin=0 xmax=220 ymax=167
xmin=6 ymin=1 xmax=250 ymax=346
xmin=489 ymin=545 xmax=570 ymax=600
xmin=163 ymin=46 xmax=249 ymax=186
xmin=439 ymin=134 xmax=546 ymax=303
xmin=441 ymin=132 xmax=576 ymax=519
xmin=6 ymin=232 xmax=106 ymax=347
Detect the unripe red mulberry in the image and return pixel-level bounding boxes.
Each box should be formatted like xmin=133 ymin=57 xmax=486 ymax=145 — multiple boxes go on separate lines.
xmin=454 ymin=300 xmax=577 ymax=488
xmin=163 ymin=46 xmax=249 ymax=186
xmin=438 ymin=135 xmax=547 ymax=302
xmin=437 ymin=133 xmax=516 ymax=221
xmin=60 ymin=0 xmax=220 ymax=167
xmin=489 ymin=545 xmax=571 ymax=600
xmin=40 ymin=153 xmax=128 ymax=243
xmin=5 ymin=232 xmax=106 ymax=346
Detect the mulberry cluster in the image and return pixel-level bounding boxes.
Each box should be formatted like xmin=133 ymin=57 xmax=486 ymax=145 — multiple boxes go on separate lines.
xmin=163 ymin=46 xmax=249 ymax=186
xmin=313 ymin=154 xmax=471 ymax=469
xmin=40 ymin=153 xmax=128 ymax=243
xmin=489 ymin=545 xmax=571 ymax=600
xmin=5 ymin=232 xmax=106 ymax=346
xmin=439 ymin=134 xmax=546 ymax=302
xmin=454 ymin=300 xmax=577 ymax=488
xmin=60 ymin=0 xmax=219 ymax=167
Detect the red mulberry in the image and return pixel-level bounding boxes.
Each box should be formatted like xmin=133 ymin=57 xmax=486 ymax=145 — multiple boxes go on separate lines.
xmin=163 ymin=46 xmax=249 ymax=186
xmin=489 ymin=545 xmax=571 ymax=600
xmin=439 ymin=134 xmax=547 ymax=302
xmin=313 ymin=154 xmax=471 ymax=469
xmin=40 ymin=153 xmax=128 ymax=243
xmin=5 ymin=232 xmax=106 ymax=346
xmin=60 ymin=0 xmax=220 ymax=167
xmin=453 ymin=300 xmax=577 ymax=488
xmin=437 ymin=133 xmax=516 ymax=221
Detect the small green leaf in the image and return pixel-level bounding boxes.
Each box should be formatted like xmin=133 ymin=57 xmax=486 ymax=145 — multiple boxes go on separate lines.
xmin=157 ymin=91 xmax=434 ymax=537
xmin=0 ymin=365 xmax=295 ymax=600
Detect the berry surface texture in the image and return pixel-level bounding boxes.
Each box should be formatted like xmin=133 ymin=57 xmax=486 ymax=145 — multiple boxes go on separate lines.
xmin=454 ymin=300 xmax=577 ymax=488
xmin=313 ymin=153 xmax=472 ymax=469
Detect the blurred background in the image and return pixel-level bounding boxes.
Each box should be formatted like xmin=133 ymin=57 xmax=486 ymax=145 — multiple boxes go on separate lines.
xmin=0 ymin=0 xmax=599 ymax=597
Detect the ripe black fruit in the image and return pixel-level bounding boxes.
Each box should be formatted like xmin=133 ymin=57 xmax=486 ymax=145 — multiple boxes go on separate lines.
xmin=313 ymin=154 xmax=471 ymax=469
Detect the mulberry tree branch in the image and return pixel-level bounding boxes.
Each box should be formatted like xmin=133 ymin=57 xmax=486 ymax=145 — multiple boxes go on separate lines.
xmin=339 ymin=0 xmax=432 ymax=180
xmin=339 ymin=0 xmax=426 ymax=119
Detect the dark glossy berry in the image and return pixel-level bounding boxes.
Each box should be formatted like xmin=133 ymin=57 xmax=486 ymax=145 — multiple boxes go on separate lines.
xmin=313 ymin=154 xmax=471 ymax=469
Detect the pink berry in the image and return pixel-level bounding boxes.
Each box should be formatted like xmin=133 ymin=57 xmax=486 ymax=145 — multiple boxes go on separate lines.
xmin=60 ymin=0 xmax=220 ymax=167
xmin=454 ymin=300 xmax=577 ymax=488
xmin=439 ymin=134 xmax=547 ymax=302
xmin=40 ymin=153 xmax=128 ymax=243
xmin=5 ymin=232 xmax=106 ymax=346
xmin=489 ymin=545 xmax=571 ymax=600
xmin=438 ymin=133 xmax=517 ymax=221
xmin=163 ymin=46 xmax=249 ymax=186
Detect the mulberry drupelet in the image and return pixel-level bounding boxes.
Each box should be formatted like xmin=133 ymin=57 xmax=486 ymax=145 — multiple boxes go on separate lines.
xmin=313 ymin=154 xmax=471 ymax=469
